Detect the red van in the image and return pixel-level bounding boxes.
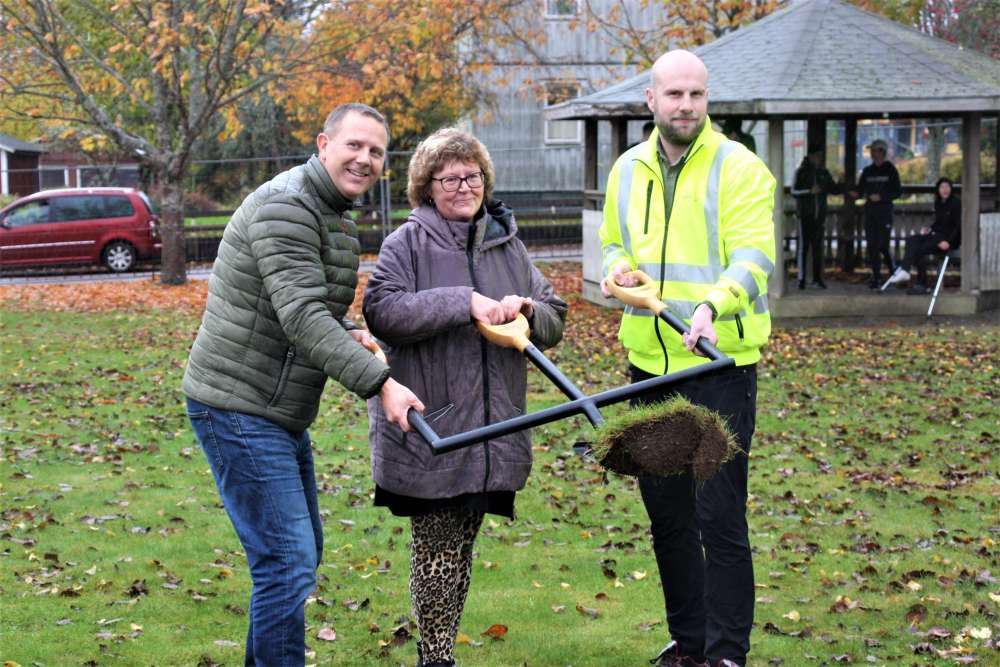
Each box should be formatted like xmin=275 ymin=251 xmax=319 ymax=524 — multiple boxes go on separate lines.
xmin=0 ymin=187 xmax=161 ymax=272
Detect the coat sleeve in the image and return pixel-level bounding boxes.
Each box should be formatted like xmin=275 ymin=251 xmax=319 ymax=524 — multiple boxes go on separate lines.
xmin=247 ymin=197 xmax=389 ymax=399
xmin=704 ymin=151 xmax=777 ymax=318
xmin=856 ymin=167 xmax=869 ymax=197
xmin=598 ymin=158 xmax=637 ymax=277
xmin=516 ymin=241 xmax=567 ymax=351
xmin=888 ymin=164 xmax=902 ymax=202
xmin=363 ymin=229 xmax=474 ymax=347
xmin=949 ymin=199 xmax=962 ymax=247
xmin=791 ymin=163 xmax=810 ymax=196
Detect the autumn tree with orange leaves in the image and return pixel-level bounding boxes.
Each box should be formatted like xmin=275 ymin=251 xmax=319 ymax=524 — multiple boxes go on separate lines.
xmin=850 ymin=0 xmax=1000 ymax=59
xmin=286 ymin=0 xmax=539 ymax=150
xmin=0 ymin=0 xmax=335 ymax=284
xmin=576 ymin=0 xmax=788 ymax=68
xmin=0 ymin=1 xmax=539 ymax=284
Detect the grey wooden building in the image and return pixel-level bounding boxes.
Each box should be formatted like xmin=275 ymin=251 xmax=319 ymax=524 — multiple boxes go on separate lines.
xmin=464 ymin=0 xmax=663 ymax=208
xmin=547 ymin=0 xmax=1000 ymax=317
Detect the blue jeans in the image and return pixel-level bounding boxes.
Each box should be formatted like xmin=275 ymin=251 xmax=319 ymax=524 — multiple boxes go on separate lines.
xmin=186 ymin=397 xmax=322 ymax=667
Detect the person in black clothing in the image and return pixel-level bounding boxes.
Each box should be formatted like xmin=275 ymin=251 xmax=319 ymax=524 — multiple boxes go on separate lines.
xmin=850 ymin=139 xmax=902 ymax=288
xmin=722 ymin=117 xmax=756 ymax=154
xmin=792 ymin=144 xmax=836 ymax=289
xmin=885 ymin=176 xmax=961 ymax=294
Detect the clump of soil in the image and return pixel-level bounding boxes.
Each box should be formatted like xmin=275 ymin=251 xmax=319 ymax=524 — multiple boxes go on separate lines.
xmin=593 ymin=396 xmax=740 ymax=482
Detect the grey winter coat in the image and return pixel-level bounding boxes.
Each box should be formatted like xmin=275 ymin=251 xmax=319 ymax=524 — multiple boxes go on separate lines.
xmin=183 ymin=155 xmax=390 ymax=432
xmin=363 ymin=202 xmax=567 ymax=499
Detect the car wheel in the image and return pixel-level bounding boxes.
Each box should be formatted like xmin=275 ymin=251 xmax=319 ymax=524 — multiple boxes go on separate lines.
xmin=103 ymin=241 xmax=136 ymax=272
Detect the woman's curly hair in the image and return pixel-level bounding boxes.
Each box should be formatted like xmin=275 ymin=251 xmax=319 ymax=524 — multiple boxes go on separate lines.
xmin=406 ymin=128 xmax=495 ymax=209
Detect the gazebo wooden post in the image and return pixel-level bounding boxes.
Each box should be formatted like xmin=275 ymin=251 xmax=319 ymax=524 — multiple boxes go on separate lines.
xmin=768 ymin=118 xmax=786 ymax=298
xmin=961 ymin=113 xmax=981 ymax=293
xmin=610 ymin=119 xmax=629 ymax=160
xmin=995 ymin=117 xmax=999 ymax=211
xmin=841 ymin=119 xmax=858 ymax=270
xmin=806 ymin=117 xmax=829 ymax=264
xmin=584 ymin=119 xmax=598 ymax=207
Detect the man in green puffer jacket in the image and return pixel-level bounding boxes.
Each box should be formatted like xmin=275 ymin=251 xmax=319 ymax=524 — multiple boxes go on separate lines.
xmin=182 ymin=103 xmax=423 ymax=666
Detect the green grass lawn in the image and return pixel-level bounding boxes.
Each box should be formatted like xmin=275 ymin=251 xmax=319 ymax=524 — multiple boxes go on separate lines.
xmin=1 ymin=288 xmax=997 ymax=666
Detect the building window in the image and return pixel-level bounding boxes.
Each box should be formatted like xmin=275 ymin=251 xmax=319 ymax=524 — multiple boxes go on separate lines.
xmin=39 ymin=166 xmax=68 ymax=189
xmin=545 ymin=0 xmax=578 ymax=18
xmin=544 ymin=81 xmax=582 ymax=144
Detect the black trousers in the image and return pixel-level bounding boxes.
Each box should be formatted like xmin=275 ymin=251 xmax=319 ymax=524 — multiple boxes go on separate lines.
xmin=864 ymin=211 xmax=895 ymax=282
xmin=900 ymin=234 xmax=945 ymax=287
xmin=630 ymin=363 xmax=757 ymax=665
xmin=797 ymin=211 xmax=825 ymax=283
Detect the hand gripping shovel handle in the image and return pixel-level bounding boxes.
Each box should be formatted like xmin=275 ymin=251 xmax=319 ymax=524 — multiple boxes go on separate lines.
xmin=602 ymin=270 xmax=725 ymax=361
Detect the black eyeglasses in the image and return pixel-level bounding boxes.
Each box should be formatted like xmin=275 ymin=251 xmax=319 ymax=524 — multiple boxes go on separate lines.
xmin=431 ymin=172 xmax=484 ymax=192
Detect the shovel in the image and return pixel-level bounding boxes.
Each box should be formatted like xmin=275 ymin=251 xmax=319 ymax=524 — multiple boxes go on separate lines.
xmin=475 ymin=313 xmax=603 ymax=427
xmin=402 ymin=283 xmax=734 ymax=465
xmin=601 ymin=269 xmax=721 ymax=359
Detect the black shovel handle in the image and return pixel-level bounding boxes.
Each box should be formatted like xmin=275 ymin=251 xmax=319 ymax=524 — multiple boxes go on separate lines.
xmin=655 ymin=308 xmax=725 ymax=361
xmin=406 ymin=309 xmax=732 ymax=455
xmin=523 ymin=344 xmax=604 ymax=427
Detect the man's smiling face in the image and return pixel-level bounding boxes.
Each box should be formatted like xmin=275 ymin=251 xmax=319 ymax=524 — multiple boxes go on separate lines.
xmin=316 ymin=111 xmax=388 ymax=198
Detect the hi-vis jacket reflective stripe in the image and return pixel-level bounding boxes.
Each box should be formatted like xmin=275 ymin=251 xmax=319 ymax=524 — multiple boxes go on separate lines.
xmin=600 ymin=118 xmax=776 ymax=375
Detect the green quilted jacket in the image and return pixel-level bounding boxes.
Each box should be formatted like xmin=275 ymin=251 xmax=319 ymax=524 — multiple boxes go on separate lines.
xmin=182 ymin=155 xmax=390 ymax=432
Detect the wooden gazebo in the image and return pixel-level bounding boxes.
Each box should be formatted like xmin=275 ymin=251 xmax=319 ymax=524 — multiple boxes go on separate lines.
xmin=547 ymin=0 xmax=1000 ymax=317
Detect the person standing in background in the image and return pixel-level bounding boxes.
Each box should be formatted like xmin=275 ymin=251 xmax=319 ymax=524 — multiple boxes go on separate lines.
xmin=850 ymin=139 xmax=901 ymax=289
xmin=792 ymin=144 xmax=836 ymax=289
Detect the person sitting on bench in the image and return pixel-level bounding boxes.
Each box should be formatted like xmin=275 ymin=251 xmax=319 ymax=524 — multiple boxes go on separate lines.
xmin=886 ymin=176 xmax=961 ymax=294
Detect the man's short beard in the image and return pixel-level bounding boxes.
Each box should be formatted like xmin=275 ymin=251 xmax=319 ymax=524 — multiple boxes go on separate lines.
xmin=657 ymin=117 xmax=705 ymax=147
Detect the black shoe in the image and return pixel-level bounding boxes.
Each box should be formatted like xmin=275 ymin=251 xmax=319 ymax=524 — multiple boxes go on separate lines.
xmin=650 ymin=640 xmax=708 ymax=666
xmin=812 ymin=280 xmax=827 ymax=289
xmin=868 ymin=281 xmax=879 ymax=290
xmin=797 ymin=280 xmax=806 ymax=290
xmin=907 ymin=285 xmax=929 ymax=295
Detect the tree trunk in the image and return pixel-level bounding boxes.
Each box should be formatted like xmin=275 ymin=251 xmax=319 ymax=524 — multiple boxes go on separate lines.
xmin=157 ymin=177 xmax=187 ymax=285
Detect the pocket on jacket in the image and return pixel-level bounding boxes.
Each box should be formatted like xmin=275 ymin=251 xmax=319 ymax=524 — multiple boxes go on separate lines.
xmin=425 ymin=402 xmax=455 ymax=424
xmin=267 ymin=347 xmax=296 ymax=408
xmin=386 ymin=402 xmax=455 ymax=466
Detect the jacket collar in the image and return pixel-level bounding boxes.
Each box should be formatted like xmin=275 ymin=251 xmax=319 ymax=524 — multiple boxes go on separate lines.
xmin=305 ymin=154 xmax=353 ymax=214
xmin=409 ymin=200 xmax=517 ymax=252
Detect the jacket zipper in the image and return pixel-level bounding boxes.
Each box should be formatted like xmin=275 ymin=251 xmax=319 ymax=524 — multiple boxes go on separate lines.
xmin=654 ymin=162 xmax=684 ymax=376
xmin=642 ymin=181 xmax=653 ymax=235
xmin=735 ymin=313 xmax=745 ymax=341
xmin=268 ymin=347 xmax=296 ymax=407
xmin=466 ymin=223 xmax=492 ymax=493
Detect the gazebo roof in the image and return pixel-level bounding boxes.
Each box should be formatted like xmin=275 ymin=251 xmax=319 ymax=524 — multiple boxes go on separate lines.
xmin=547 ymin=0 xmax=1000 ymax=120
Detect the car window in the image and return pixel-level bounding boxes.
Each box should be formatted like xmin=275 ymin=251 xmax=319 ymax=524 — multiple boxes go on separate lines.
xmin=51 ymin=196 xmax=107 ymax=222
xmin=104 ymin=196 xmax=135 ymax=218
xmin=4 ymin=200 xmax=50 ymax=228
xmin=138 ymin=192 xmax=157 ymax=215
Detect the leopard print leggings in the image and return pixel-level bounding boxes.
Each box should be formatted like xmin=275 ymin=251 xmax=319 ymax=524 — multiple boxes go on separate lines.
xmin=410 ymin=507 xmax=484 ymax=664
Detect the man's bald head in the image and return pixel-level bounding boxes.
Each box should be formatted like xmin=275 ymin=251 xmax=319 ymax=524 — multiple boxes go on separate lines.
xmin=650 ymin=50 xmax=709 ymax=91
xmin=646 ymin=50 xmax=710 ymax=161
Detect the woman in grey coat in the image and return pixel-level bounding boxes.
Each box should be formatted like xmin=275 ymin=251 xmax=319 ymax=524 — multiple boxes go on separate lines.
xmin=363 ymin=128 xmax=567 ymax=667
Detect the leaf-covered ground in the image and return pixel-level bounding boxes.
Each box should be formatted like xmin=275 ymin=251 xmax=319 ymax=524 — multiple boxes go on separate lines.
xmin=1 ymin=265 xmax=997 ymax=666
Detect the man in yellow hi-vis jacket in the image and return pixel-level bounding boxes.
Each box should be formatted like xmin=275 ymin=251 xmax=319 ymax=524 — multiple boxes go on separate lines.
xmin=600 ymin=50 xmax=775 ymax=667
